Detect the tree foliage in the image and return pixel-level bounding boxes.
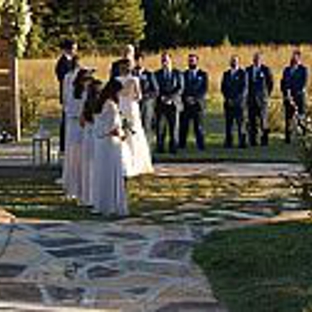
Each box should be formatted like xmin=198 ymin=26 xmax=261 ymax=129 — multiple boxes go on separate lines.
xmin=23 ymin=0 xmax=312 ymax=56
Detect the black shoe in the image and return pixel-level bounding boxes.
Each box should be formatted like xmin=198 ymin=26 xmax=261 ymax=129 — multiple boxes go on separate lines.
xmin=156 ymin=146 xmax=165 ymax=153
xmin=261 ymin=131 xmax=269 ymax=146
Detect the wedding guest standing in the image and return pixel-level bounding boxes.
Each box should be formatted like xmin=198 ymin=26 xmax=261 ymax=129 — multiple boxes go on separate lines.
xmin=221 ymin=55 xmax=248 ymax=148
xmin=246 ymin=53 xmax=274 ymax=146
xmin=63 ymin=69 xmax=93 ymax=200
xmin=155 ymin=52 xmax=184 ymax=154
xmin=110 ymin=44 xmax=135 ymax=79
xmin=133 ymin=52 xmax=159 ymax=146
xmin=92 ymin=79 xmax=128 ymax=217
xmin=281 ymin=50 xmax=308 ymax=143
xmin=55 ymin=39 xmax=78 ymax=154
xmin=80 ymin=78 xmax=103 ymax=206
xmin=179 ymin=53 xmax=208 ymax=151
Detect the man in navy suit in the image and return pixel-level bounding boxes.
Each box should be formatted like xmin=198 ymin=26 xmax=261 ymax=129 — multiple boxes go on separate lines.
xmin=246 ymin=53 xmax=274 ymax=146
xmin=281 ymin=50 xmax=308 ymax=143
xmin=55 ymin=39 xmax=78 ymax=153
xmin=155 ymin=52 xmax=184 ymax=154
xmin=179 ymin=54 xmax=208 ymax=151
xmin=221 ymin=55 xmax=248 ymax=148
xmin=133 ymin=52 xmax=159 ymax=147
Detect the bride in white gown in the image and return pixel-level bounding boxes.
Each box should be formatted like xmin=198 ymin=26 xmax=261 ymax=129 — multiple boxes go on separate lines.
xmin=117 ymin=59 xmax=154 ymax=177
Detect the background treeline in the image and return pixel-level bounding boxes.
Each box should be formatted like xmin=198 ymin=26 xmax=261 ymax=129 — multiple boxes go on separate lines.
xmin=27 ymin=0 xmax=312 ymax=57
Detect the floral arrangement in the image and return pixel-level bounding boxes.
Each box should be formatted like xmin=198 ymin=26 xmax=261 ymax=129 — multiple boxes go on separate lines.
xmin=0 ymin=0 xmax=32 ymax=57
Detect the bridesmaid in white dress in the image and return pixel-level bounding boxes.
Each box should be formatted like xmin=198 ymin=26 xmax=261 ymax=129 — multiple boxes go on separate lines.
xmin=117 ymin=59 xmax=154 ymax=177
xmin=63 ymin=68 xmax=93 ymax=200
xmin=92 ymin=79 xmax=128 ymax=216
xmin=80 ymin=79 xmax=103 ymax=206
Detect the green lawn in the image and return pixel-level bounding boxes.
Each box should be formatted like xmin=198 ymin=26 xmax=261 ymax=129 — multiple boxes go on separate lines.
xmin=23 ymin=109 xmax=300 ymax=164
xmin=193 ymin=222 xmax=312 ymax=312
xmin=0 ymin=166 xmax=294 ymax=220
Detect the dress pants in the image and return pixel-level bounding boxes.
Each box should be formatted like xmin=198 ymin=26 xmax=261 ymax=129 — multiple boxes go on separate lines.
xmin=179 ymin=104 xmax=205 ymax=150
xmin=155 ymin=102 xmax=177 ymax=154
xmin=59 ymin=111 xmax=66 ymax=153
xmin=140 ymin=97 xmax=155 ymax=147
xmin=224 ymin=101 xmax=246 ymax=148
xmin=248 ymin=96 xmax=269 ymax=146
xmin=284 ymin=93 xmax=306 ymax=143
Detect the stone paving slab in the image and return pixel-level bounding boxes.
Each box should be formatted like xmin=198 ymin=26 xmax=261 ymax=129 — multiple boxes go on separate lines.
xmin=0 ymin=220 xmax=221 ymax=311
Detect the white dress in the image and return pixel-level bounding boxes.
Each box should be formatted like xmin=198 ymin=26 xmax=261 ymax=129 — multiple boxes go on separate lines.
xmin=81 ymin=122 xmax=94 ymax=206
xmin=117 ymin=75 xmax=154 ymax=177
xmin=92 ymin=100 xmax=128 ymax=216
xmin=63 ymin=74 xmax=86 ymax=200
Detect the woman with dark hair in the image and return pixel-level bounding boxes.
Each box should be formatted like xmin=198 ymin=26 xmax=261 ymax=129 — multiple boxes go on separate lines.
xmin=80 ymin=78 xmax=103 ymax=206
xmin=92 ymin=79 xmax=128 ymax=216
xmin=63 ymin=68 xmax=93 ymax=200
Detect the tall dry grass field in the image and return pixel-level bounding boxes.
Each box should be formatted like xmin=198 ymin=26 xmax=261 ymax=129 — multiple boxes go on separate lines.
xmin=19 ymin=45 xmax=312 ymax=117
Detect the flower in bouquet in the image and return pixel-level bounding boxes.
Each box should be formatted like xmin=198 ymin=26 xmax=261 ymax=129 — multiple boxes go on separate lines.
xmin=121 ymin=115 xmax=136 ymax=136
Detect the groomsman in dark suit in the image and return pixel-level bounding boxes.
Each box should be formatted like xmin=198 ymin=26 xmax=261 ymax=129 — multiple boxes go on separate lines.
xmin=110 ymin=44 xmax=135 ymax=79
xmin=133 ymin=52 xmax=159 ymax=146
xmin=246 ymin=53 xmax=274 ymax=146
xmin=155 ymin=52 xmax=184 ymax=154
xmin=55 ymin=39 xmax=78 ymax=153
xmin=281 ymin=50 xmax=308 ymax=143
xmin=179 ymin=54 xmax=208 ymax=151
xmin=221 ymin=55 xmax=248 ymax=148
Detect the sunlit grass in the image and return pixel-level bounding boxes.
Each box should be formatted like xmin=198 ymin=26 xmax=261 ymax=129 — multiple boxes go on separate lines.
xmin=0 ymin=167 xmax=294 ymax=220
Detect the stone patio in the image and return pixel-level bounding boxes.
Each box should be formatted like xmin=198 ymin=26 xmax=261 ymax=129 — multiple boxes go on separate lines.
xmin=0 ymin=218 xmax=226 ymax=311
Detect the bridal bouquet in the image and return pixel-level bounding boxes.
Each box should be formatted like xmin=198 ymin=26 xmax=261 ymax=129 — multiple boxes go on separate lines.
xmin=121 ymin=115 xmax=136 ymax=136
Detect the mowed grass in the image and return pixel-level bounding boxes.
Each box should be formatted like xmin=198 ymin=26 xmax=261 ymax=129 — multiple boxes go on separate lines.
xmin=193 ymin=222 xmax=312 ymax=312
xmin=0 ymin=166 xmax=293 ymax=220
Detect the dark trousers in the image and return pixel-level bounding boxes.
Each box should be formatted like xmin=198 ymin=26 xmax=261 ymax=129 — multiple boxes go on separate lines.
xmin=59 ymin=111 xmax=66 ymax=153
xmin=140 ymin=98 xmax=156 ymax=147
xmin=284 ymin=93 xmax=306 ymax=143
xmin=155 ymin=102 xmax=177 ymax=153
xmin=247 ymin=96 xmax=269 ymax=146
xmin=224 ymin=102 xmax=246 ymax=148
xmin=179 ymin=105 xmax=205 ymax=150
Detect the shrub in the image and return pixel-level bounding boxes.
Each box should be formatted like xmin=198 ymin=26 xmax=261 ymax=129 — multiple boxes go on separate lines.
xmin=20 ymin=85 xmax=43 ymax=133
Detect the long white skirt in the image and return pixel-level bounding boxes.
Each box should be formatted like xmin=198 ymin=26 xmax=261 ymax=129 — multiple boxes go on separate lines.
xmin=92 ymin=136 xmax=128 ymax=216
xmin=120 ymin=99 xmax=154 ymax=177
xmin=63 ymin=117 xmax=83 ymax=199
xmin=81 ymin=123 xmax=94 ymax=206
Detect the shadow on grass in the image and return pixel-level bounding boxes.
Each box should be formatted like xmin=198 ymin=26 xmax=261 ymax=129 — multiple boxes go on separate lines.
xmin=0 ymin=165 xmax=294 ymax=221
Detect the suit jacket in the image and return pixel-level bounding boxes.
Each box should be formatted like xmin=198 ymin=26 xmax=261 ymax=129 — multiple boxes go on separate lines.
xmin=221 ymin=68 xmax=247 ymax=107
xmin=55 ymin=54 xmax=74 ymax=104
xmin=281 ymin=64 xmax=308 ymax=98
xmin=155 ymin=69 xmax=183 ymax=96
xmin=183 ymin=69 xmax=208 ymax=111
xmin=133 ymin=67 xmax=159 ymax=99
xmin=155 ymin=68 xmax=184 ymax=110
xmin=246 ymin=65 xmax=273 ymax=101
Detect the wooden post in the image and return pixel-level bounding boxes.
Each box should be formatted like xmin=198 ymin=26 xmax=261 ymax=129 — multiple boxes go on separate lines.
xmin=11 ymin=56 xmax=21 ymax=141
xmin=0 ymin=37 xmax=21 ymax=141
